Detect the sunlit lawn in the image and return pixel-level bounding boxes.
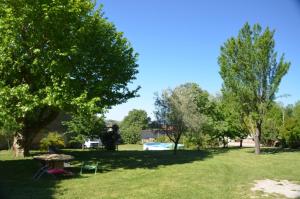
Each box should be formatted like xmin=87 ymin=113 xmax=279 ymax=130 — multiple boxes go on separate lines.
xmin=1 ymin=145 xmax=300 ymax=199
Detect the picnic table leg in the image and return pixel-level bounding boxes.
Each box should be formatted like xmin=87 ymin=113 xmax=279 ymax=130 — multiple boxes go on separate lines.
xmin=33 ymin=165 xmax=48 ymax=180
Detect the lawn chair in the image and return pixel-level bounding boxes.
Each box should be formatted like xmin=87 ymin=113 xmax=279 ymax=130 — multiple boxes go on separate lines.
xmin=80 ymin=161 xmax=99 ymax=175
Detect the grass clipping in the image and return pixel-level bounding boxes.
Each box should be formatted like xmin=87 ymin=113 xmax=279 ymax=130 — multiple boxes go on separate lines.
xmin=252 ymin=179 xmax=300 ymax=198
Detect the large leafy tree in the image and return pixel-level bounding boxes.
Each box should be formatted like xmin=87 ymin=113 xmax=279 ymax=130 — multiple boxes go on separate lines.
xmin=214 ymin=92 xmax=250 ymax=148
xmin=181 ymin=84 xmax=212 ymax=150
xmin=120 ymin=109 xmax=149 ymax=144
xmin=155 ymin=83 xmax=211 ymax=153
xmin=219 ymin=23 xmax=290 ymax=154
xmin=210 ymin=95 xmax=243 ymax=148
xmin=0 ymin=0 xmax=139 ymax=156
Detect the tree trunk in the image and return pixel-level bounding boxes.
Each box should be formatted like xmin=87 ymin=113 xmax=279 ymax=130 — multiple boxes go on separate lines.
xmin=13 ymin=132 xmax=34 ymax=157
xmin=239 ymin=139 xmax=243 ymax=148
xmin=13 ymin=109 xmax=59 ymax=157
xmin=23 ymin=142 xmax=31 ymax=156
xmin=222 ymin=137 xmax=227 ymax=148
xmin=254 ymin=127 xmax=261 ymax=154
xmin=173 ymin=142 xmax=178 ymax=155
xmin=13 ymin=133 xmax=24 ymax=157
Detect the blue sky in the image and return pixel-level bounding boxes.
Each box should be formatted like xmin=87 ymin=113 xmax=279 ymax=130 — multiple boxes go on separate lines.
xmin=96 ymin=0 xmax=300 ymax=121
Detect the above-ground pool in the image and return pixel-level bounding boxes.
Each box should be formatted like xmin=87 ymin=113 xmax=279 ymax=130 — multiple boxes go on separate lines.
xmin=143 ymin=142 xmax=184 ymax=151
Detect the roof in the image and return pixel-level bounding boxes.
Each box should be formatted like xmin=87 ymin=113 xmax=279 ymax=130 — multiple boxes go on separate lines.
xmin=141 ymin=129 xmax=166 ymax=139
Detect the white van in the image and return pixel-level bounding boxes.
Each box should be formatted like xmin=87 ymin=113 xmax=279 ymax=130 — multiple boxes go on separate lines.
xmin=83 ymin=139 xmax=103 ymax=148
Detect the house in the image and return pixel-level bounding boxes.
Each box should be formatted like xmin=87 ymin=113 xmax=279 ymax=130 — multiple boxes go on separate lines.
xmin=141 ymin=129 xmax=166 ymax=143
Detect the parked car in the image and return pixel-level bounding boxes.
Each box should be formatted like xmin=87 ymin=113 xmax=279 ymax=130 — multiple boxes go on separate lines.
xmin=83 ymin=139 xmax=103 ymax=148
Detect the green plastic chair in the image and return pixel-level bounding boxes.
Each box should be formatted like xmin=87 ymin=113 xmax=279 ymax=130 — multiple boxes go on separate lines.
xmin=80 ymin=161 xmax=99 ymax=175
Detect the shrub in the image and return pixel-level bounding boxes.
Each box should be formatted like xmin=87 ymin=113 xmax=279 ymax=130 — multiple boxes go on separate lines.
xmin=119 ymin=109 xmax=149 ymax=144
xmin=40 ymin=132 xmax=65 ymax=151
xmin=66 ymin=134 xmax=86 ymax=149
xmin=183 ymin=133 xmax=219 ymax=149
xmin=120 ymin=125 xmax=141 ymax=144
xmin=280 ymin=118 xmax=300 ymax=148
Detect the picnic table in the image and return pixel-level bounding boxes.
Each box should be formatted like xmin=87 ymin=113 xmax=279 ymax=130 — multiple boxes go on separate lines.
xmin=34 ymin=154 xmax=74 ymax=169
xmin=33 ymin=154 xmax=74 ymax=180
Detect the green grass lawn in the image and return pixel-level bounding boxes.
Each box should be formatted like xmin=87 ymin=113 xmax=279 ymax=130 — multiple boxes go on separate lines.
xmin=1 ymin=145 xmax=300 ymax=199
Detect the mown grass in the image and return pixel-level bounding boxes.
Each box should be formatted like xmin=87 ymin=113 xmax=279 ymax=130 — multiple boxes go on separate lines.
xmin=0 ymin=146 xmax=300 ymax=199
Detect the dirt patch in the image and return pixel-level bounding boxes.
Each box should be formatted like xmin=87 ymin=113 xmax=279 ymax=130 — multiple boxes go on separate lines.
xmin=252 ymin=179 xmax=300 ymax=198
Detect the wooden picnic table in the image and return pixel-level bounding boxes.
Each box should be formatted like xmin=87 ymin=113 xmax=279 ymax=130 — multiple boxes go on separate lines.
xmin=33 ymin=154 xmax=74 ymax=169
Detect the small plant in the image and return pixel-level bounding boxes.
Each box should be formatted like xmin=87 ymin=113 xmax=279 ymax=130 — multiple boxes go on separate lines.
xmin=40 ymin=132 xmax=65 ymax=151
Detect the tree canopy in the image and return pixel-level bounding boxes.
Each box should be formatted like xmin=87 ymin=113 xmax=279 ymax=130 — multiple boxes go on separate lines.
xmin=120 ymin=109 xmax=149 ymax=144
xmin=155 ymin=83 xmax=212 ymax=153
xmin=0 ymin=0 xmax=139 ymax=156
xmin=219 ymin=23 xmax=290 ymax=154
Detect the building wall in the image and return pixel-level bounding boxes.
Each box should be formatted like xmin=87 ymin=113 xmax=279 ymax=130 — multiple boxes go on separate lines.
xmin=0 ymin=112 xmax=70 ymax=150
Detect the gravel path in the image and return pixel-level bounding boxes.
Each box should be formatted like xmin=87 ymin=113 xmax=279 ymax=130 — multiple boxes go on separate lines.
xmin=252 ymin=179 xmax=300 ymax=198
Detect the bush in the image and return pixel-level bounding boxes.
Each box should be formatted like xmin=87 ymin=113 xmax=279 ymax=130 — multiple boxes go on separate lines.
xmin=120 ymin=125 xmax=141 ymax=144
xmin=40 ymin=132 xmax=65 ymax=151
xmin=280 ymin=118 xmax=300 ymax=148
xmin=183 ymin=133 xmax=219 ymax=149
xmin=66 ymin=134 xmax=86 ymax=149
xmin=119 ymin=109 xmax=149 ymax=144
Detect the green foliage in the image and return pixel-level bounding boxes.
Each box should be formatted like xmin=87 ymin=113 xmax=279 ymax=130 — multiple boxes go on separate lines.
xmin=293 ymin=101 xmax=300 ymax=119
xmin=261 ymin=102 xmax=283 ymax=146
xmin=66 ymin=134 xmax=86 ymax=149
xmin=0 ymin=0 xmax=139 ymax=155
xmin=0 ymin=129 xmax=13 ymax=149
xmin=120 ymin=109 xmax=149 ymax=144
xmin=63 ymin=98 xmax=106 ymax=148
xmin=278 ymin=102 xmax=300 ymax=148
xmin=280 ymin=118 xmax=300 ymax=148
xmin=179 ymin=83 xmax=213 ymax=141
xmin=40 ymin=132 xmax=65 ymax=151
xmin=155 ymin=83 xmax=212 ymax=152
xmin=0 ymin=116 xmax=18 ymax=149
xmin=155 ymin=135 xmax=170 ymax=143
xmin=183 ymin=134 xmax=218 ymax=149
xmin=154 ymin=85 xmax=190 ymax=152
xmin=209 ymin=93 xmax=250 ymax=148
xmin=120 ymin=125 xmax=141 ymax=144
xmin=219 ymin=23 xmax=290 ymax=153
xmin=63 ymin=110 xmax=106 ymax=143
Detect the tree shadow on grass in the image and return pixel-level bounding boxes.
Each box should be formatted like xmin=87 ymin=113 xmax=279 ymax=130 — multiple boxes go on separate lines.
xmin=0 ymin=151 xmax=89 ymax=199
xmin=66 ymin=148 xmax=233 ymax=173
xmin=0 ymin=158 xmax=57 ymax=199
xmin=0 ymin=148 xmax=232 ymax=199
xmin=246 ymin=147 xmax=300 ymax=154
